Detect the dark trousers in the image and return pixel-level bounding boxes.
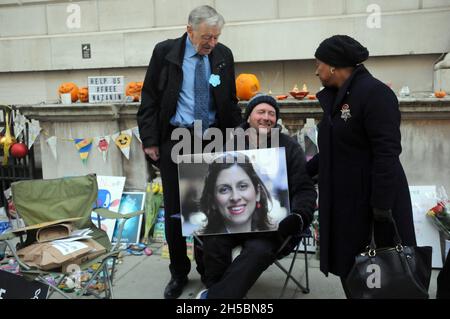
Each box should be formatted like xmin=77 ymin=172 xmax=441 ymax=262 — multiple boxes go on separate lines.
xmin=202 ymin=233 xmax=281 ymax=299
xmin=159 ymin=131 xmax=210 ymax=279
xmin=160 ymin=137 xmax=190 ymax=279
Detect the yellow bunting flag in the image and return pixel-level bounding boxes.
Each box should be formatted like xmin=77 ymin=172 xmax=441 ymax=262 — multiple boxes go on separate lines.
xmin=112 ymin=129 xmax=132 ymax=160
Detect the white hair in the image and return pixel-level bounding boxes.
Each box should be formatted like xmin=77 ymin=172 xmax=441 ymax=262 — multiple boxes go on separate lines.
xmin=188 ymin=5 xmax=225 ymax=30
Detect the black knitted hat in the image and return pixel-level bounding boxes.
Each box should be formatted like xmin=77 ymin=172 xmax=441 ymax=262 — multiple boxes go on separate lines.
xmin=315 ymin=35 xmax=369 ymax=67
xmin=244 ymin=93 xmax=279 ymax=121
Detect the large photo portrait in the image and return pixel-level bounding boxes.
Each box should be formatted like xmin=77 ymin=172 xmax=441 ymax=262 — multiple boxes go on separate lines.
xmin=178 ymin=148 xmax=289 ymax=236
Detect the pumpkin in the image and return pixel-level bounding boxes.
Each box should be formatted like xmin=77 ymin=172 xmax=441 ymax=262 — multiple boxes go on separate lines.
xmin=78 ymin=87 xmax=89 ymax=103
xmin=236 ymin=74 xmax=260 ymax=100
xmin=58 ymin=82 xmax=79 ymax=102
xmin=126 ymin=82 xmax=143 ymax=102
xmin=434 ymin=90 xmax=447 ymax=98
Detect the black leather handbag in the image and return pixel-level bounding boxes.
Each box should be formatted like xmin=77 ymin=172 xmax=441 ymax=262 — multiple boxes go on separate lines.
xmin=345 ymin=217 xmax=432 ymax=299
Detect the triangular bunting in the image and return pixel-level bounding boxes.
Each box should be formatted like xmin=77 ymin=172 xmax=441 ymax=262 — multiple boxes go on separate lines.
xmin=112 ymin=129 xmax=132 ymax=160
xmin=46 ymin=136 xmax=58 ymax=160
xmin=74 ymin=138 xmax=93 ymax=165
xmin=131 ymin=126 xmax=141 ymax=143
xmin=28 ymin=119 xmax=41 ymax=149
xmin=94 ymin=136 xmax=110 ymax=162
xmin=14 ymin=111 xmax=27 ymax=139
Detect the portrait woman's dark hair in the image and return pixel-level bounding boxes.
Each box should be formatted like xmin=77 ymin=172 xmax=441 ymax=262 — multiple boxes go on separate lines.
xmin=199 ymin=152 xmax=273 ymax=234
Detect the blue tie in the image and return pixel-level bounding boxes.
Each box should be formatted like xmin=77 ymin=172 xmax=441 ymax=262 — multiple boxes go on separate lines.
xmin=194 ymin=55 xmax=209 ymax=134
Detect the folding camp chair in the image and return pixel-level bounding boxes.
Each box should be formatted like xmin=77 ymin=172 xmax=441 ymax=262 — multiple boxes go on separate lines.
xmin=0 ymin=174 xmax=143 ymax=299
xmin=193 ymin=227 xmax=311 ymax=299
xmin=273 ymin=228 xmax=311 ymax=298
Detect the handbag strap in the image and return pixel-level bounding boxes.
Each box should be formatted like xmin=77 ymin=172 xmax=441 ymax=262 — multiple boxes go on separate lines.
xmin=369 ymin=215 xmax=404 ymax=252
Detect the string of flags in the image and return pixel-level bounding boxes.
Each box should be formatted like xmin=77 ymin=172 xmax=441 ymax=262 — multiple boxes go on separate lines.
xmin=44 ymin=127 xmax=141 ymax=165
xmin=9 ymin=110 xmax=42 ymax=150
xmin=9 ymin=109 xmax=142 ymax=165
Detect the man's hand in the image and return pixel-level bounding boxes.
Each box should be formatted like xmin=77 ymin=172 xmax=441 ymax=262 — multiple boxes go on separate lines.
xmin=372 ymin=208 xmax=392 ymax=222
xmin=144 ymin=146 xmax=160 ymax=162
xmin=278 ymin=213 xmax=304 ymax=238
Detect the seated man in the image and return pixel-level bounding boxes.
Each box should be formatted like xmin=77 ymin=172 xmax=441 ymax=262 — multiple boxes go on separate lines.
xmin=198 ymin=94 xmax=317 ymax=299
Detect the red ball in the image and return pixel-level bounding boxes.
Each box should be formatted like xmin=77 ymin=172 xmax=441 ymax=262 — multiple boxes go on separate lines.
xmin=10 ymin=142 xmax=28 ymax=158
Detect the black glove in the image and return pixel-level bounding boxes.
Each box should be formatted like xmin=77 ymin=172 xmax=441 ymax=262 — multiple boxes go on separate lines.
xmin=372 ymin=208 xmax=393 ymax=222
xmin=278 ymin=213 xmax=304 ymax=238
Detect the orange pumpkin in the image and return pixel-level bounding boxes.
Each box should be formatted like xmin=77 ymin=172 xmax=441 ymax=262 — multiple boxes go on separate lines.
xmin=434 ymin=90 xmax=447 ymax=98
xmin=126 ymin=82 xmax=143 ymax=102
xmin=58 ymin=82 xmax=79 ymax=102
xmin=78 ymin=87 xmax=89 ymax=103
xmin=236 ymin=74 xmax=260 ymax=100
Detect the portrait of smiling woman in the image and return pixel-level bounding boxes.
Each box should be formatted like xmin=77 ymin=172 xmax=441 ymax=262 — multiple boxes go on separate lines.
xmin=198 ymin=153 xmax=275 ymax=235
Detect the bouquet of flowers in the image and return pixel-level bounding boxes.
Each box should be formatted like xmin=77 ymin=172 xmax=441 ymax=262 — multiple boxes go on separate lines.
xmin=142 ymin=180 xmax=163 ymax=244
xmin=426 ymin=200 xmax=450 ymax=240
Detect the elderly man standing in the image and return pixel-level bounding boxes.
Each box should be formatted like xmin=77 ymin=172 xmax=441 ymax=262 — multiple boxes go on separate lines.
xmin=137 ymin=5 xmax=242 ymax=299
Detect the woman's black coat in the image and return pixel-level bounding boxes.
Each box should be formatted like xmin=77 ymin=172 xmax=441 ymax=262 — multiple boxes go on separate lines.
xmin=307 ymin=65 xmax=416 ymax=277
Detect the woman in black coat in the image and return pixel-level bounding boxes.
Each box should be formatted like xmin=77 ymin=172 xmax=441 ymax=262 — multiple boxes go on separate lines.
xmin=306 ymin=35 xmax=416 ymax=294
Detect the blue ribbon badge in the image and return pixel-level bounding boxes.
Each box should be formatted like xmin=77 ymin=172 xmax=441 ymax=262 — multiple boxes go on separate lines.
xmin=209 ymin=74 xmax=221 ymax=87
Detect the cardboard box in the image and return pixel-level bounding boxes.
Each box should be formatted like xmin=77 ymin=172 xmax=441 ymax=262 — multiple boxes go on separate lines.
xmin=17 ymin=239 xmax=105 ymax=271
xmin=61 ymin=240 xmax=106 ymax=273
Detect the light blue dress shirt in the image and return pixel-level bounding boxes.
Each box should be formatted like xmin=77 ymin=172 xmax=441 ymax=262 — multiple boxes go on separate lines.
xmin=170 ymin=36 xmax=216 ymax=127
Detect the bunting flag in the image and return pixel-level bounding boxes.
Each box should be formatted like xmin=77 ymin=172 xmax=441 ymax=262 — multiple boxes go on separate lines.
xmin=46 ymin=136 xmax=58 ymax=160
xmin=8 ymin=110 xmax=146 ymax=161
xmin=28 ymin=119 xmax=41 ymax=149
xmin=14 ymin=111 xmax=27 ymax=139
xmin=131 ymin=126 xmax=141 ymax=143
xmin=112 ymin=129 xmax=132 ymax=160
xmin=94 ymin=136 xmax=110 ymax=162
xmin=74 ymin=138 xmax=93 ymax=165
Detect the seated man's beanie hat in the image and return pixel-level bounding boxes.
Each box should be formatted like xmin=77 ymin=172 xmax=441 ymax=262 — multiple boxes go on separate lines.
xmin=244 ymin=94 xmax=279 ymax=122
xmin=315 ymin=35 xmax=369 ymax=67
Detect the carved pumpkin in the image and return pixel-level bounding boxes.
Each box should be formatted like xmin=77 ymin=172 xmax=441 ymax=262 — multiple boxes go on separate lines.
xmin=434 ymin=90 xmax=447 ymax=98
xmin=78 ymin=87 xmax=89 ymax=103
xmin=235 ymin=74 xmax=260 ymax=100
xmin=126 ymin=82 xmax=143 ymax=102
xmin=58 ymin=82 xmax=79 ymax=102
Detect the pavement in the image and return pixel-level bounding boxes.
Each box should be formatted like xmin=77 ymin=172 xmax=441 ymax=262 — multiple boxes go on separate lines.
xmin=97 ymin=241 xmax=440 ymax=299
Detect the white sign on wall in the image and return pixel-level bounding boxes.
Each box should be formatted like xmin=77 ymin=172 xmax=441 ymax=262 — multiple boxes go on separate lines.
xmin=88 ymin=76 xmax=124 ymax=103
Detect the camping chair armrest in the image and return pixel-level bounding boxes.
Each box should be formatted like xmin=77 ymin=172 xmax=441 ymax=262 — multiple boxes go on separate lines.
xmin=110 ymin=211 xmax=144 ymax=251
xmin=93 ymin=208 xmax=144 ymax=220
xmin=1 ymin=232 xmax=37 ymax=271
xmin=1 ymin=239 xmax=32 ymax=271
xmin=119 ymin=210 xmax=145 ymax=220
xmin=0 ymin=231 xmax=18 ymax=241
